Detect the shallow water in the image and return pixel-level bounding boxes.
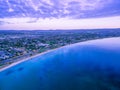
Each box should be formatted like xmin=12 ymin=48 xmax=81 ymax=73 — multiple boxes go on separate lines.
xmin=0 ymin=38 xmax=120 ymax=90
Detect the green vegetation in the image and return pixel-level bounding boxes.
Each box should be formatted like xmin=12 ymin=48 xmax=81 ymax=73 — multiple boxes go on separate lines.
xmin=0 ymin=29 xmax=120 ymax=67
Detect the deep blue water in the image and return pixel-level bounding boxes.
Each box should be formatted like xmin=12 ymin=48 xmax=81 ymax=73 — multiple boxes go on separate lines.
xmin=0 ymin=38 xmax=120 ymax=90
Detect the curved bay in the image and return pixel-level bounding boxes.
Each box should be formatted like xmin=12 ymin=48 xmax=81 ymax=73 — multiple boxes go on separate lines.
xmin=0 ymin=38 xmax=120 ymax=90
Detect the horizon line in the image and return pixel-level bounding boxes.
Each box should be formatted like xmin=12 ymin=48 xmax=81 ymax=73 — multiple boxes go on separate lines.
xmin=0 ymin=28 xmax=120 ymax=31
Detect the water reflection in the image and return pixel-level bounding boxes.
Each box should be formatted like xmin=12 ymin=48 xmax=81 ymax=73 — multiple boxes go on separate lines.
xmin=0 ymin=38 xmax=120 ymax=90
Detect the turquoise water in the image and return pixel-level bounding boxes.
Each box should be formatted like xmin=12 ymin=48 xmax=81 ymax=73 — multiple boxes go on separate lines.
xmin=0 ymin=38 xmax=120 ymax=90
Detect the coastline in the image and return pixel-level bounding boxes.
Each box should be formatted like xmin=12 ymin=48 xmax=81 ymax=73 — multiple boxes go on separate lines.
xmin=0 ymin=48 xmax=58 ymax=72
xmin=0 ymin=37 xmax=117 ymax=72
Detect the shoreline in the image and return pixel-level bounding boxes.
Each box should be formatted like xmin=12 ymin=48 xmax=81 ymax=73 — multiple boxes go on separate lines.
xmin=0 ymin=48 xmax=58 ymax=72
xmin=0 ymin=37 xmax=118 ymax=72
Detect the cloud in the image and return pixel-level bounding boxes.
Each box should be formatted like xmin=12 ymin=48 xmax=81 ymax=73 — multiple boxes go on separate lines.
xmin=0 ymin=0 xmax=120 ymax=19
xmin=0 ymin=21 xmax=5 ymax=25
xmin=61 ymin=0 xmax=112 ymax=10
xmin=0 ymin=16 xmax=120 ymax=30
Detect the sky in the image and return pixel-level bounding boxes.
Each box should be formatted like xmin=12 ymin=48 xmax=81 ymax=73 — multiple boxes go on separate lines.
xmin=0 ymin=0 xmax=120 ymax=30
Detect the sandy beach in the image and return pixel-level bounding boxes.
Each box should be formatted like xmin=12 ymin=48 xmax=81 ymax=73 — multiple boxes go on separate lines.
xmin=0 ymin=38 xmax=110 ymax=72
xmin=0 ymin=41 xmax=72 ymax=73
xmin=0 ymin=48 xmax=58 ymax=72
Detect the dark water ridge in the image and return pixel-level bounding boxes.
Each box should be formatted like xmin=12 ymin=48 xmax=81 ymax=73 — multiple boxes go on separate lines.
xmin=0 ymin=37 xmax=120 ymax=90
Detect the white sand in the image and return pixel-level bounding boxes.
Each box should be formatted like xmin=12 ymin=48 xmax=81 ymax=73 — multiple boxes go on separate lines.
xmin=0 ymin=48 xmax=58 ymax=72
xmin=0 ymin=37 xmax=112 ymax=72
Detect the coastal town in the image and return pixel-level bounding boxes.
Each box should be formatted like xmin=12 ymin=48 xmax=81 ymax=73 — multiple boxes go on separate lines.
xmin=0 ymin=29 xmax=120 ymax=68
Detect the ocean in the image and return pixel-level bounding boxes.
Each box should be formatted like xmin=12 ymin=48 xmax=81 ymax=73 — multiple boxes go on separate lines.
xmin=0 ymin=37 xmax=120 ymax=90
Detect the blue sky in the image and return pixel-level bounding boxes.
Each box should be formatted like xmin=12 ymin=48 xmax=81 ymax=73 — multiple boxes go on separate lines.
xmin=0 ymin=0 xmax=120 ymax=30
